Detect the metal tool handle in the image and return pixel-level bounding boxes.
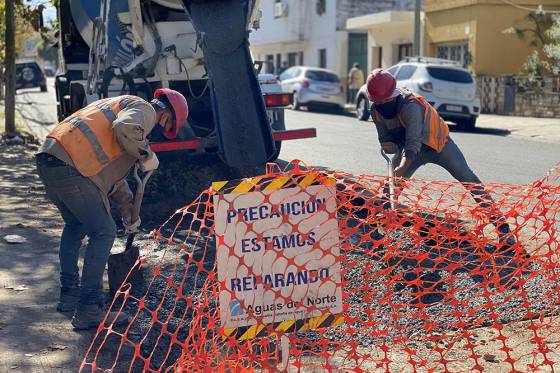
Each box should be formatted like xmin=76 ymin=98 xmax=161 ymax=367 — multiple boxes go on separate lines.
xmin=130 ymin=164 xmax=153 ymax=223
xmin=125 ymin=163 xmax=153 ymax=251
xmin=380 ymin=146 xmax=400 ymax=209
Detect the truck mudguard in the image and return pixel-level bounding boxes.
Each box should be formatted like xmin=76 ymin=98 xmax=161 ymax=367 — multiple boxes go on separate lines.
xmin=181 ymin=0 xmax=275 ymax=167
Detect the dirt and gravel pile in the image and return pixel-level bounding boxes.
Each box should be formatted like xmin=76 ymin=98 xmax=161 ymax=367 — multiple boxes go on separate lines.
xmin=4 ymin=139 xmax=557 ymax=371
xmin=86 ymin=203 xmax=560 ymax=371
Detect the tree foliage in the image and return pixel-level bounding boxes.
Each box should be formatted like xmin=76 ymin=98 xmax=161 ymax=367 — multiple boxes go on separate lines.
xmin=37 ymin=38 xmax=59 ymax=68
xmin=504 ymin=6 xmax=560 ymax=84
xmin=503 ymin=6 xmax=552 ymax=47
xmin=544 ymin=15 xmax=560 ymax=75
xmin=0 ymin=2 xmax=38 ymax=65
xmin=1 ymin=1 xmax=58 ymax=100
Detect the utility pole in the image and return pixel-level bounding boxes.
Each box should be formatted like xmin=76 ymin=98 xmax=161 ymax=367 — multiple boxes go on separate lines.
xmin=5 ymin=0 xmax=17 ymax=134
xmin=414 ymin=0 xmax=421 ymax=56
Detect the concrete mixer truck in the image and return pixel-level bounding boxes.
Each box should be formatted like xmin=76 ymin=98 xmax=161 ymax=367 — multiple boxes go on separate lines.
xmin=54 ymin=0 xmax=316 ymax=166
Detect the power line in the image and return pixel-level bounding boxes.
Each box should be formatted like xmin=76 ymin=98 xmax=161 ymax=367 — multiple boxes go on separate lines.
xmin=499 ymin=0 xmax=560 ymax=14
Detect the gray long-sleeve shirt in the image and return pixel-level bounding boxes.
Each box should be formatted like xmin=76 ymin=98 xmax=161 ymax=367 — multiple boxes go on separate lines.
xmin=39 ymin=96 xmax=157 ymax=217
xmin=370 ymin=89 xmax=425 ymax=158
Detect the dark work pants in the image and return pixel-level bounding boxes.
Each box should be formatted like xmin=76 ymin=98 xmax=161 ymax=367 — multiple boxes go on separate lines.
xmin=392 ymin=138 xmax=511 ymax=235
xmin=36 ymin=154 xmax=116 ymax=305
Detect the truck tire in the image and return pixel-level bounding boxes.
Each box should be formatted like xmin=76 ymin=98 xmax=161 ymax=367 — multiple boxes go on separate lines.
xmin=268 ymin=142 xmax=282 ymax=162
xmin=69 ymin=82 xmax=86 ymax=113
xmin=268 ymin=108 xmax=285 ymax=162
xmin=356 ymin=96 xmax=370 ymax=121
xmin=55 ymin=76 xmax=71 ymax=121
xmin=292 ymin=92 xmax=301 ymax=111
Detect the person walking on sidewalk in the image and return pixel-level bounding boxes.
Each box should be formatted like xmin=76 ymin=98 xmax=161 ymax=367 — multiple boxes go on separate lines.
xmin=347 ymin=62 xmax=365 ymax=104
xmin=365 ymin=68 xmax=518 ymax=251
xmin=36 ymin=89 xmax=188 ymax=329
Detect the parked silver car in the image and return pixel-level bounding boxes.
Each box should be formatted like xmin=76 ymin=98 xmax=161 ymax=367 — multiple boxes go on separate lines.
xmin=278 ymin=66 xmax=345 ymax=111
xmin=355 ymin=57 xmax=481 ymax=130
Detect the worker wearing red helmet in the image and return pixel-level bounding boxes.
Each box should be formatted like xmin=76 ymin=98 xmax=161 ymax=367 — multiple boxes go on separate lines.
xmin=366 ymin=69 xmax=518 ymax=252
xmin=36 ymin=89 xmax=188 ymax=329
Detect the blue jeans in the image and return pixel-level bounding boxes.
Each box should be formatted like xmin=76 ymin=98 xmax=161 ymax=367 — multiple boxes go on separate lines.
xmin=398 ymin=138 xmax=481 ymax=180
xmin=36 ymin=154 xmax=116 ymax=305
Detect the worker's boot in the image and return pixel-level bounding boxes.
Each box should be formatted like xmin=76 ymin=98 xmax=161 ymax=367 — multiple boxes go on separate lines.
xmin=56 ymin=287 xmax=80 ymax=313
xmin=498 ymin=234 xmax=531 ymax=262
xmin=491 ymin=249 xmax=531 ymax=289
xmin=71 ymin=303 xmax=130 ymax=330
xmin=496 ymin=223 xmax=530 ymax=257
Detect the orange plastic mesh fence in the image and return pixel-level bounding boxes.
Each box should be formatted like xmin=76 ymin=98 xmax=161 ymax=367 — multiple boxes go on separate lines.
xmin=81 ymin=161 xmax=560 ymax=372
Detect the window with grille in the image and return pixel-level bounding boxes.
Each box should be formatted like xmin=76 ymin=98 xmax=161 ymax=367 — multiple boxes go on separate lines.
xmin=316 ymin=0 xmax=326 ymax=15
xmin=319 ymin=49 xmax=327 ymax=68
xmin=398 ymin=43 xmax=413 ymax=61
xmin=436 ymin=43 xmax=469 ymax=67
xmin=288 ymin=52 xmax=298 ymax=67
xmin=274 ymin=0 xmax=287 ymax=18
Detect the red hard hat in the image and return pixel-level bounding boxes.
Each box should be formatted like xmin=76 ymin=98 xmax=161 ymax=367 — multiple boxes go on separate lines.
xmin=366 ymin=68 xmax=397 ymax=102
xmin=153 ymin=88 xmax=189 ymax=139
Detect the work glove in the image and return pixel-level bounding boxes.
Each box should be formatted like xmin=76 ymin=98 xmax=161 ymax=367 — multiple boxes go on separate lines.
xmin=123 ymin=217 xmax=141 ymax=234
xmin=139 ymin=153 xmax=159 ymax=172
xmin=381 ymin=142 xmax=398 ymax=154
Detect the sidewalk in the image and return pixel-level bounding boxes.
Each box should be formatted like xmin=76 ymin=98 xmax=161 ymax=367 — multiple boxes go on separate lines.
xmin=475 ymin=114 xmax=560 ymax=144
xmin=0 ymin=142 xmax=94 ymax=372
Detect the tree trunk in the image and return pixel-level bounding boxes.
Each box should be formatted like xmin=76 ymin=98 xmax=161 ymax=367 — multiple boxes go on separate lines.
xmin=4 ymin=0 xmax=17 ymax=135
xmin=0 ymin=69 xmax=4 ymax=100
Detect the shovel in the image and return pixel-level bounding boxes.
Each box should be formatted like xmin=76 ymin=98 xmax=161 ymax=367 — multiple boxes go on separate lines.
xmin=380 ymin=145 xmax=400 ymax=210
xmin=108 ymin=164 xmax=153 ymax=298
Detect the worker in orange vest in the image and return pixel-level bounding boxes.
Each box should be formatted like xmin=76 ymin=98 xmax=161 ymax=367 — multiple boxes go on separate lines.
xmin=366 ymin=69 xmax=518 ymax=252
xmin=36 ymin=89 xmax=188 ymax=329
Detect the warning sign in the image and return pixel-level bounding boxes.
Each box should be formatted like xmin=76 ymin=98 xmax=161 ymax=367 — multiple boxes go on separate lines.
xmin=212 ymin=173 xmax=343 ymax=339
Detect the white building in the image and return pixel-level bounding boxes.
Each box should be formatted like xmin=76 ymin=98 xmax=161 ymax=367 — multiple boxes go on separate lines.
xmin=346 ymin=11 xmax=423 ymax=71
xmin=249 ymin=0 xmax=415 ymax=80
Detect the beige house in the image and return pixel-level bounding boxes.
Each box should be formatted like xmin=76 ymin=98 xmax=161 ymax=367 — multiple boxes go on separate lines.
xmin=424 ymin=0 xmax=560 ymax=76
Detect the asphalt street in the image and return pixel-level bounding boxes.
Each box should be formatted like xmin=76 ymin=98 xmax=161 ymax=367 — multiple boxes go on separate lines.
xmin=280 ymin=109 xmax=560 ymax=185
xmin=17 ymin=78 xmax=559 ymax=185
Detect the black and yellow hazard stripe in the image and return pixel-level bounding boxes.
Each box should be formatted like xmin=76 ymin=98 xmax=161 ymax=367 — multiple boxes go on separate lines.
xmin=222 ymin=313 xmax=345 ymax=341
xmin=212 ymin=172 xmax=336 ymax=195
xmin=213 ymin=171 xmax=342 ymax=341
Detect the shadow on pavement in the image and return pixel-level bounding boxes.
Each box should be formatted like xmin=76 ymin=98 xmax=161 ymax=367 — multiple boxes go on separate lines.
xmin=448 ymin=123 xmax=511 ymax=137
xmin=0 ymin=144 xmax=97 ymax=372
xmin=469 ymin=126 xmax=511 ymax=136
xmin=293 ymin=106 xmax=356 ymax=118
xmin=275 ymin=158 xmax=333 ymax=173
xmin=17 ymin=112 xmax=55 ymax=127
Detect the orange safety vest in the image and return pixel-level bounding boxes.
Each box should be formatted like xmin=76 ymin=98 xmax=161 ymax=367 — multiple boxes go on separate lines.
xmin=397 ymin=94 xmax=449 ymax=153
xmin=48 ymin=96 xmax=144 ymax=177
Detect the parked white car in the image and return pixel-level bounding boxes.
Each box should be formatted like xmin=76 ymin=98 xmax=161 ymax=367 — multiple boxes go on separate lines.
xmin=355 ymin=57 xmax=481 ymax=130
xmin=278 ymin=66 xmax=345 ymax=112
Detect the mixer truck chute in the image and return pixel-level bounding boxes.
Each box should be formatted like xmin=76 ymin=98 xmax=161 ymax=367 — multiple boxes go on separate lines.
xmin=54 ymin=0 xmax=316 ymax=166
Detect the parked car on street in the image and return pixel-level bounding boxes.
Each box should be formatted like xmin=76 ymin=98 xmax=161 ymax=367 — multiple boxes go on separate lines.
xmin=278 ymin=66 xmax=345 ymax=112
xmin=355 ymin=57 xmax=480 ymax=130
xmin=16 ymin=61 xmax=47 ymax=92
